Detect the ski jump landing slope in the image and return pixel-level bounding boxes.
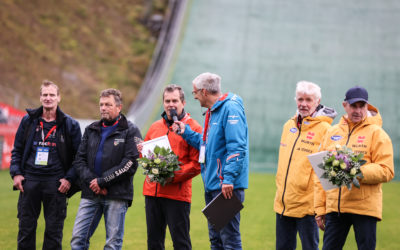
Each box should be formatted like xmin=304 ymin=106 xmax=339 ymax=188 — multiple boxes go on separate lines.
xmin=129 ymin=0 xmax=400 ymax=176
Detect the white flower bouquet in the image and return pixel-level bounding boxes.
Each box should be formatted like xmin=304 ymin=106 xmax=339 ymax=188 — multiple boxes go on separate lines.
xmin=137 ymin=146 xmax=181 ymax=186
xmin=318 ymin=145 xmax=366 ymax=190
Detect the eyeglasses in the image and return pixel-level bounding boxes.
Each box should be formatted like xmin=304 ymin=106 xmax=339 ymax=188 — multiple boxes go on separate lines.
xmin=192 ymin=89 xmax=202 ymax=96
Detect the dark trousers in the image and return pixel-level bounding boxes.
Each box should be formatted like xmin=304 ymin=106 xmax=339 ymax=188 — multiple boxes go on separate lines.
xmin=323 ymin=212 xmax=377 ymax=250
xmin=205 ymin=189 xmax=245 ymax=250
xmin=275 ymin=214 xmax=319 ymax=250
xmin=17 ymin=179 xmax=67 ymax=250
xmin=145 ymin=196 xmax=191 ymax=250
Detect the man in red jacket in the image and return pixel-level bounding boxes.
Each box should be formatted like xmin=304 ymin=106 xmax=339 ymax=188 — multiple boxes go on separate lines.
xmin=142 ymin=84 xmax=202 ymax=250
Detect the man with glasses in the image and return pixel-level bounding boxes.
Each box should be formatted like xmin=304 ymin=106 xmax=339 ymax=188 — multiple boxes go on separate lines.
xmin=175 ymin=72 xmax=249 ymax=250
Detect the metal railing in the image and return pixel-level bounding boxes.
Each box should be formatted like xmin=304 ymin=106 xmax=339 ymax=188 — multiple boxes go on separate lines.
xmin=127 ymin=0 xmax=188 ymax=129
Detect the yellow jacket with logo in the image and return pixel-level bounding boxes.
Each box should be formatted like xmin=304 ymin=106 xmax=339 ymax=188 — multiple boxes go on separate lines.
xmin=274 ymin=105 xmax=336 ymax=217
xmin=314 ymin=104 xmax=394 ymax=220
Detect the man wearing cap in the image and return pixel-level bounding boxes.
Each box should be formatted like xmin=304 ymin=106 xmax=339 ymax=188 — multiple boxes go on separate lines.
xmin=314 ymin=86 xmax=395 ymax=250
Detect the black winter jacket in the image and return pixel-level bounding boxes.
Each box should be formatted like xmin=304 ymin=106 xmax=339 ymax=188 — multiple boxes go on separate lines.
xmin=10 ymin=106 xmax=82 ymax=194
xmin=74 ymin=114 xmax=141 ymax=206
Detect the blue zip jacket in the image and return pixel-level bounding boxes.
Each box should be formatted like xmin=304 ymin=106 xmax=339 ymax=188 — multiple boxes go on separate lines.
xmin=182 ymin=92 xmax=249 ymax=192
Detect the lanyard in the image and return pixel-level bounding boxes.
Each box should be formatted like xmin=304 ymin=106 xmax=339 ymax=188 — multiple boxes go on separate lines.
xmin=202 ymin=93 xmax=228 ymax=143
xmin=202 ymin=109 xmax=211 ymax=142
xmin=40 ymin=121 xmax=57 ymax=142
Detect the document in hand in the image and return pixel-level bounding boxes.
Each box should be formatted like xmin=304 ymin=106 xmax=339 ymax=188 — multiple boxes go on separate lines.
xmin=141 ymin=135 xmax=171 ymax=157
xmin=202 ymin=192 xmax=244 ymax=231
xmin=307 ymin=151 xmax=338 ymax=191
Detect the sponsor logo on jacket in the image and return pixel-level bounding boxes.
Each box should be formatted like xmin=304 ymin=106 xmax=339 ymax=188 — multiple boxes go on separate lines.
xmin=290 ymin=127 xmax=297 ymax=133
xmin=331 ymin=135 xmax=342 ymax=141
xmin=306 ymin=132 xmax=315 ymax=140
xmin=227 ymin=115 xmax=239 ymax=125
xmin=357 ymin=136 xmax=365 ymax=143
xmin=114 ymin=138 xmax=125 ymax=146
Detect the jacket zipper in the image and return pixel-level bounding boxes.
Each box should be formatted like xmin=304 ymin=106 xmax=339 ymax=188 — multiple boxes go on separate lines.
xmin=337 ymin=123 xmax=360 ymax=215
xmin=281 ymin=125 xmax=302 ymax=216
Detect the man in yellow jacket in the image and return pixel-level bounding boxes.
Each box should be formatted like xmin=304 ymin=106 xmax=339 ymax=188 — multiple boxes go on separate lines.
xmin=274 ymin=81 xmax=337 ymax=250
xmin=315 ymin=86 xmax=395 ymax=250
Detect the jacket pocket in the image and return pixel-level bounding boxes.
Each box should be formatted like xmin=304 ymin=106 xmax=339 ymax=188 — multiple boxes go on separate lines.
xmin=341 ymin=185 xmax=366 ymax=201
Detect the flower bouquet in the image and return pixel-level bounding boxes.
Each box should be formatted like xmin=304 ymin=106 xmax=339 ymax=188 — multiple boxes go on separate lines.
xmin=318 ymin=145 xmax=366 ymax=190
xmin=137 ymin=145 xmax=181 ymax=186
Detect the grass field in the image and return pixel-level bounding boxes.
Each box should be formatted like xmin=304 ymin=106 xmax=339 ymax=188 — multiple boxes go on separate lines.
xmin=0 ymin=170 xmax=399 ymax=249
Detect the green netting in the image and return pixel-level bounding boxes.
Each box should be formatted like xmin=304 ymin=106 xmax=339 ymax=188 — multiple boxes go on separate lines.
xmin=164 ymin=0 xmax=400 ymax=179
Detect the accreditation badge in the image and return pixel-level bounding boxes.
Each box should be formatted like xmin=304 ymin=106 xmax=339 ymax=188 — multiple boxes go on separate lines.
xmin=35 ymin=147 xmax=49 ymax=166
xmin=199 ymin=144 xmax=206 ymax=163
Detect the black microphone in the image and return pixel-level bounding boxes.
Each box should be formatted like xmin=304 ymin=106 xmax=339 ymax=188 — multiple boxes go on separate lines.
xmin=170 ymin=109 xmax=181 ymax=134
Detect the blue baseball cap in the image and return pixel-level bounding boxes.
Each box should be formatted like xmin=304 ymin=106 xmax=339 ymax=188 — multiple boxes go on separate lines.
xmin=344 ymin=86 xmax=368 ymax=104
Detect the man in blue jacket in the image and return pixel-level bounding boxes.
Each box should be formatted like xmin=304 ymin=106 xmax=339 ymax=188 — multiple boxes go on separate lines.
xmin=10 ymin=80 xmax=82 ymax=250
xmin=175 ymin=72 xmax=249 ymax=250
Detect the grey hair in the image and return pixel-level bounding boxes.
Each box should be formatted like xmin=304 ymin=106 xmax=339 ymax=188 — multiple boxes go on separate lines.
xmin=294 ymin=81 xmax=321 ymax=101
xmin=100 ymin=88 xmax=122 ymax=106
xmin=192 ymin=72 xmax=221 ymax=94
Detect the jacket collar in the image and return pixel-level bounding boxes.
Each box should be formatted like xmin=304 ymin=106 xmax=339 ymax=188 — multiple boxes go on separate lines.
xmin=293 ymin=104 xmax=337 ymax=126
xmin=161 ymin=109 xmax=186 ymax=127
xmin=210 ymin=93 xmax=230 ymax=112
xmin=26 ymin=106 xmax=67 ymax=126
xmin=340 ymin=103 xmax=382 ymax=130
xmin=89 ymin=113 xmax=129 ymax=131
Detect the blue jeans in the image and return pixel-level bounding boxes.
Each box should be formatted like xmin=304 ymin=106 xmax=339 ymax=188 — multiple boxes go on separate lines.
xmin=275 ymin=214 xmax=319 ymax=250
xmin=70 ymin=197 xmax=128 ymax=250
xmin=204 ymin=189 xmax=244 ymax=250
xmin=322 ymin=212 xmax=377 ymax=250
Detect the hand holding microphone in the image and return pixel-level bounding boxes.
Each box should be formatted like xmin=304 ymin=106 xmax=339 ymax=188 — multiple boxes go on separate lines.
xmin=170 ymin=109 xmax=181 ymax=134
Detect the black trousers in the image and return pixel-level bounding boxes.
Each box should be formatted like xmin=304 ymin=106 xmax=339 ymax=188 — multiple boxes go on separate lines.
xmin=17 ymin=179 xmax=67 ymax=250
xmin=145 ymin=196 xmax=191 ymax=250
xmin=322 ymin=212 xmax=377 ymax=250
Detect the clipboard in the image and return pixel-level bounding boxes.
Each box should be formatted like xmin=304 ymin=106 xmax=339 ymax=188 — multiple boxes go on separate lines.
xmin=202 ymin=192 xmax=244 ymax=231
xmin=141 ymin=135 xmax=171 ymax=157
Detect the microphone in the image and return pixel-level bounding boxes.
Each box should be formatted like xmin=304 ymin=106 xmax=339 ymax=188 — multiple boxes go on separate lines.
xmin=169 ymin=109 xmax=181 ymax=134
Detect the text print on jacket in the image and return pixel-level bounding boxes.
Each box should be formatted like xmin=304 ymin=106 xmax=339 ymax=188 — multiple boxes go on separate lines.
xmin=274 ymin=105 xmax=336 ymax=218
xmin=315 ymin=104 xmax=394 ymax=220
xmin=73 ymin=114 xmax=142 ymax=206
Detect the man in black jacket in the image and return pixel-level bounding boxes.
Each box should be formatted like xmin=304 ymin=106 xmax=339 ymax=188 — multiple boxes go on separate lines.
xmin=71 ymin=88 xmax=142 ymax=250
xmin=10 ymin=80 xmax=82 ymax=250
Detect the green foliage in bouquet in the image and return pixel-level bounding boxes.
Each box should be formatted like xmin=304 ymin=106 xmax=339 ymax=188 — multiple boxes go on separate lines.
xmin=138 ymin=146 xmax=181 ymax=186
xmin=318 ymin=145 xmax=366 ymax=190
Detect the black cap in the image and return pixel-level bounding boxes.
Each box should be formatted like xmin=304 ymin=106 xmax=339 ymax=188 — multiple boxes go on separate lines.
xmin=344 ymin=86 xmax=368 ymax=104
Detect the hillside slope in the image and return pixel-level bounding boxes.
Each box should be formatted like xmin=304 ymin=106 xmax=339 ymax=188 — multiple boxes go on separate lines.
xmin=0 ymin=0 xmax=166 ymax=118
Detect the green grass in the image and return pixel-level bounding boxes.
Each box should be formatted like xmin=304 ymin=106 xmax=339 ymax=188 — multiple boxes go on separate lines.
xmin=0 ymin=171 xmax=399 ymax=249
